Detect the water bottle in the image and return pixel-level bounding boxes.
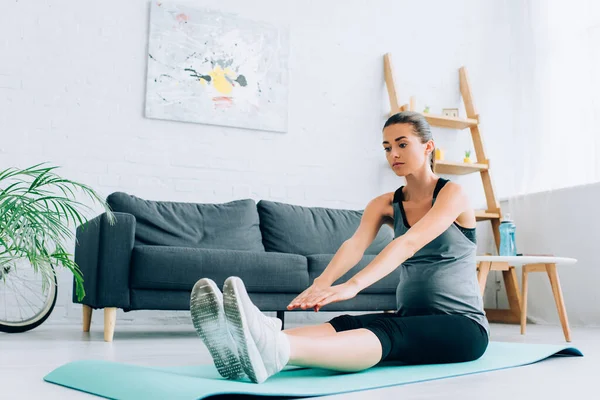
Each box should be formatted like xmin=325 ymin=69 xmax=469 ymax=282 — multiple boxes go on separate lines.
xmin=499 ymin=214 xmax=517 ymax=256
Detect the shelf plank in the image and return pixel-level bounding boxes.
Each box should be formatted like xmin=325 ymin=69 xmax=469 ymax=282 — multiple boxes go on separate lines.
xmin=475 ymin=210 xmax=501 ymax=221
xmin=434 ymin=160 xmax=488 ymax=175
xmin=423 ymin=113 xmax=478 ymax=129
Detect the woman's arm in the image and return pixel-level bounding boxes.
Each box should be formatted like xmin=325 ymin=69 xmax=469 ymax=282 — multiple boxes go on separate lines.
xmin=287 ymin=194 xmax=391 ymax=311
xmin=347 ymin=182 xmax=470 ymax=293
xmin=316 ymin=193 xmax=392 ymax=286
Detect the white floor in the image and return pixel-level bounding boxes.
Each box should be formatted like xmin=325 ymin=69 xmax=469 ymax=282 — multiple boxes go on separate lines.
xmin=0 ymin=319 xmax=596 ymax=400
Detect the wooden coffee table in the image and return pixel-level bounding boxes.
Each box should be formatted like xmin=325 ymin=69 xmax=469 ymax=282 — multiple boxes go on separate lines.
xmin=475 ymin=255 xmax=577 ymax=342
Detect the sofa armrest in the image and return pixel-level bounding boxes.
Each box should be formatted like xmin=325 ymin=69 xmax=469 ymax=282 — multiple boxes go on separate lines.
xmin=72 ymin=212 xmax=136 ymax=309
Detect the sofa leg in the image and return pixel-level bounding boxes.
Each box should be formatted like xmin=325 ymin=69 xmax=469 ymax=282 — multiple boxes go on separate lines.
xmin=83 ymin=305 xmax=93 ymax=332
xmin=104 ymin=307 xmax=117 ymax=342
xmin=276 ymin=311 xmax=285 ymax=329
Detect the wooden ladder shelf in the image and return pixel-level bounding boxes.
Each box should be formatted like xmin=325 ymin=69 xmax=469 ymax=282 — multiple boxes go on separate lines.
xmin=383 ymin=53 xmax=519 ymax=324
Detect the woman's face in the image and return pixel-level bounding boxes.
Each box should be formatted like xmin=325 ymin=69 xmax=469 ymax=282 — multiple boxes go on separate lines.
xmin=382 ymin=123 xmax=433 ymax=176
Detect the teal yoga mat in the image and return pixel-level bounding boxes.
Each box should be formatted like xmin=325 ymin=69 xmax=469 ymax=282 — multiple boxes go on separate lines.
xmin=44 ymin=341 xmax=582 ymax=399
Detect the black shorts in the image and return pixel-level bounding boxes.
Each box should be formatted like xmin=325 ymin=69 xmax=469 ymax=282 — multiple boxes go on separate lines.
xmin=328 ymin=311 xmax=489 ymax=365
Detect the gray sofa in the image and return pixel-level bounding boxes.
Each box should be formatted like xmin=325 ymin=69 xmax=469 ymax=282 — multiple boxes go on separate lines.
xmin=73 ymin=192 xmax=399 ymax=341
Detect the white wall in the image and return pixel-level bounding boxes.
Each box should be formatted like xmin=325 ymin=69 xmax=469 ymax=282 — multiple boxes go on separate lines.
xmin=1 ymin=0 xmax=516 ymax=325
xmin=502 ymin=0 xmax=600 ymax=198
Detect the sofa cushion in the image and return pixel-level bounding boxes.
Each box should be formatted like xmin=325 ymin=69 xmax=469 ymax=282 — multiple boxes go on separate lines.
xmin=257 ymin=200 xmax=394 ymax=255
xmin=307 ymin=254 xmax=400 ymax=294
xmin=107 ymin=192 xmax=264 ymax=252
xmin=130 ymin=245 xmax=309 ymax=293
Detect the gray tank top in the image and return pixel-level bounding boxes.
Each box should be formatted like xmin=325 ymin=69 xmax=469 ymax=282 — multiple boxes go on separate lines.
xmin=393 ymin=178 xmax=490 ymax=334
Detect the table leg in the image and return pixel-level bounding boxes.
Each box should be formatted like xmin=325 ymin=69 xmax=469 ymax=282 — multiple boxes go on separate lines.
xmin=477 ymin=261 xmax=491 ymax=296
xmin=521 ymin=268 xmax=529 ymax=334
xmin=484 ymin=262 xmax=521 ymax=324
xmin=503 ymin=267 xmax=522 ymax=321
xmin=546 ymin=263 xmax=572 ymax=342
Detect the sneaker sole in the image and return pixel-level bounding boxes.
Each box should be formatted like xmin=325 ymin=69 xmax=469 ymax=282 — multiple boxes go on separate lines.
xmin=190 ymin=278 xmax=245 ymax=380
xmin=224 ymin=277 xmax=269 ymax=384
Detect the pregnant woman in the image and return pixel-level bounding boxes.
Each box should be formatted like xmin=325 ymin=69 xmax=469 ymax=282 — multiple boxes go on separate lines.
xmin=190 ymin=111 xmax=489 ymax=384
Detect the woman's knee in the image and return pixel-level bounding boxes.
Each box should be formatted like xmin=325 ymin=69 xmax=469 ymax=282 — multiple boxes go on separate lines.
xmin=433 ymin=330 xmax=490 ymax=364
xmin=363 ymin=318 xmax=398 ymax=362
xmin=327 ymin=314 xmax=362 ymax=332
xmin=462 ymin=336 xmax=489 ymax=362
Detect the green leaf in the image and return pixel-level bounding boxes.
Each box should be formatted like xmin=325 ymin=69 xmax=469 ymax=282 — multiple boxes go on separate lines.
xmin=0 ymin=163 xmax=115 ymax=301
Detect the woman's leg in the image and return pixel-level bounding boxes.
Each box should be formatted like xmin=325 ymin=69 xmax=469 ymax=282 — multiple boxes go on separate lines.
xmin=283 ymin=313 xmax=396 ymax=337
xmin=286 ymin=328 xmax=383 ymax=371
xmin=283 ymin=323 xmax=336 ymax=337
xmin=283 ymin=312 xmax=394 ymax=338
xmin=285 ymin=313 xmax=488 ymax=372
xmin=224 ymin=276 xmax=398 ymax=383
xmin=362 ymin=313 xmax=489 ymax=365
xmin=284 ymin=312 xmax=399 ymax=371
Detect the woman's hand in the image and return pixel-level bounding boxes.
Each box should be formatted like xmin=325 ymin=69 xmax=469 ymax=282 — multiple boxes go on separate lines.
xmin=287 ymin=280 xmax=359 ymax=312
xmin=287 ymin=279 xmax=331 ymax=312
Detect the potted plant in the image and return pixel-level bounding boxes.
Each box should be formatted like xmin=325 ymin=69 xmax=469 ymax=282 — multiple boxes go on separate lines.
xmin=464 ymin=150 xmax=473 ymax=163
xmin=0 ymin=162 xmax=114 ymax=332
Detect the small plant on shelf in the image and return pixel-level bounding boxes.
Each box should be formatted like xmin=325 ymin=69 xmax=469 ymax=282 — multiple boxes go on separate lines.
xmin=464 ymin=150 xmax=473 ymax=163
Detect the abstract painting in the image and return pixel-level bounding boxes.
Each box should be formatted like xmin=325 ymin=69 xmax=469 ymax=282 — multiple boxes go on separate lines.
xmin=145 ymin=2 xmax=290 ymax=132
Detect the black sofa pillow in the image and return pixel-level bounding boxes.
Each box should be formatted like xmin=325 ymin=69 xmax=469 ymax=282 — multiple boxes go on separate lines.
xmin=257 ymin=200 xmax=393 ymax=255
xmin=106 ymin=192 xmax=265 ymax=252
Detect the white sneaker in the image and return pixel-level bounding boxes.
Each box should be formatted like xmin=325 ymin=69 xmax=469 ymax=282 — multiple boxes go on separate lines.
xmin=223 ymin=276 xmax=290 ymax=384
xmin=190 ymin=278 xmax=246 ymax=380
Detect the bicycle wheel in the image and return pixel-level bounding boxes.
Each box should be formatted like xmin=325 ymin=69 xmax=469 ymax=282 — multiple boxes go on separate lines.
xmin=0 ymin=259 xmax=58 ymax=333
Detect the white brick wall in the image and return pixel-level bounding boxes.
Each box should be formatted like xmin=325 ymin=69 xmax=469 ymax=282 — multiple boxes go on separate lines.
xmin=1 ymin=0 xmax=517 ymax=326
